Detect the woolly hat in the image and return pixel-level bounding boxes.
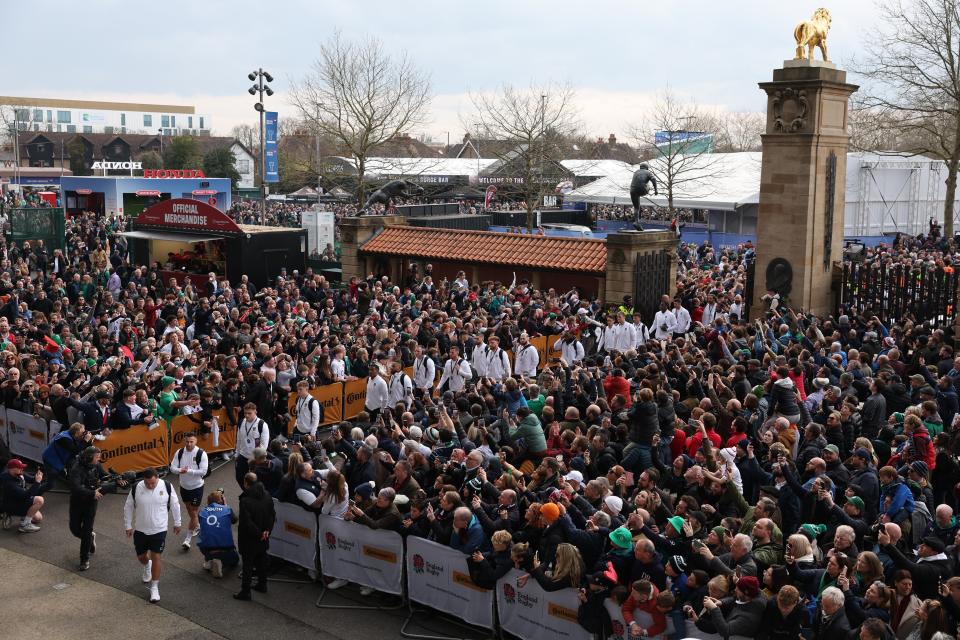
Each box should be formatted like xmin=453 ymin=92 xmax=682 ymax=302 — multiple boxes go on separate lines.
xmin=161 ymin=375 xmax=176 ymax=388
xmin=736 ymin=576 xmax=760 ymax=598
xmin=910 ymin=461 xmax=930 ymax=477
xmin=845 ymin=496 xmax=865 ymax=512
xmin=540 ymin=502 xmax=561 ymax=524
xmin=799 ymin=523 xmax=827 ymax=541
xmin=712 ymin=526 xmax=728 ymax=541
xmin=604 ymin=495 xmax=623 ymax=516
xmin=667 ymin=555 xmax=687 ymax=574
xmin=667 ymin=516 xmax=685 ymax=534
xmin=608 ymin=526 xmax=633 ymax=550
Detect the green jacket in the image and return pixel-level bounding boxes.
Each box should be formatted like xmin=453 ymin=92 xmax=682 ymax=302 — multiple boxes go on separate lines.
xmin=526 ymin=394 xmax=546 ymax=417
xmin=509 ymin=414 xmax=546 ymax=453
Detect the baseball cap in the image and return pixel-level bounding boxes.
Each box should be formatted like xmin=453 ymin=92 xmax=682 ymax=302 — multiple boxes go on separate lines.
xmin=823 ymin=444 xmax=840 ymax=456
xmin=604 ymin=495 xmax=623 ymax=515
xmin=407 ymin=425 xmax=423 ymax=440
xmin=563 ymin=470 xmax=584 ymax=484
xmin=5 ymin=458 xmax=26 ymax=470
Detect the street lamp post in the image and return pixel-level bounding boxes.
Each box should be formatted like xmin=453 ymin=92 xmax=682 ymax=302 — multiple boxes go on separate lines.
xmin=248 ymin=68 xmax=274 ymax=225
xmin=158 ymin=128 xmax=164 ymax=157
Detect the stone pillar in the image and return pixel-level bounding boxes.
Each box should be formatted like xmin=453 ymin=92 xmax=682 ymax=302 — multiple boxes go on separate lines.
xmin=750 ymin=61 xmax=858 ymax=318
xmin=604 ymin=230 xmax=677 ymax=314
xmin=339 ymin=215 xmax=407 ymax=282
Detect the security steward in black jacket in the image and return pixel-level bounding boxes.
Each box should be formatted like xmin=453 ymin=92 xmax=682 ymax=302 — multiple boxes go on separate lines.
xmin=68 ymin=446 xmax=129 ymax=570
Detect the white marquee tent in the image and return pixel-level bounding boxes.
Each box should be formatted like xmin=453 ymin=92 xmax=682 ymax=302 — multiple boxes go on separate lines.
xmin=564 ymin=151 xmax=960 ymax=237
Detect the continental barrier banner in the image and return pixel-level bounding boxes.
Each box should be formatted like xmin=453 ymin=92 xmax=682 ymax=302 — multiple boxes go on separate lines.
xmin=342 ymin=378 xmax=367 ymax=420
xmin=286 ymin=383 xmax=345 ymax=433
xmin=6 ymin=409 xmax=48 ymax=463
xmin=317 ymin=515 xmax=403 ymax=595
xmin=269 ymin=499 xmax=318 ymax=572
xmin=97 ymin=423 xmax=168 ymax=473
xmin=169 ymin=410 xmax=234 ymax=454
xmin=406 ymin=536 xmax=495 ymax=630
xmin=496 ymin=569 xmax=591 ymax=640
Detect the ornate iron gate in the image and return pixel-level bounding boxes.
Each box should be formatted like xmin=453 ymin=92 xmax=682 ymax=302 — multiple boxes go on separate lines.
xmin=634 ymin=251 xmax=672 ymax=322
xmin=839 ymin=262 xmax=958 ymax=326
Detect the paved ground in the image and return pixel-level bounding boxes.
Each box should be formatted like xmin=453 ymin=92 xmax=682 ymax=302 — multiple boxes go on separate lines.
xmin=0 ymin=460 xmax=486 ymax=640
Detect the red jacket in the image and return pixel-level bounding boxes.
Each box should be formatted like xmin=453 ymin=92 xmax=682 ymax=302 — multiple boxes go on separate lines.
xmin=603 ymin=375 xmax=632 ymax=408
xmin=621 ymin=584 xmax=666 ymax=637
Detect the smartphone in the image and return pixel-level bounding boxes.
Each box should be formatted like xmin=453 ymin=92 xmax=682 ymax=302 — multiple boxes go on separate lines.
xmin=686 ymin=418 xmax=699 ymax=427
xmin=692 ymin=539 xmax=705 ymax=550
xmin=624 ymin=471 xmax=635 ymax=487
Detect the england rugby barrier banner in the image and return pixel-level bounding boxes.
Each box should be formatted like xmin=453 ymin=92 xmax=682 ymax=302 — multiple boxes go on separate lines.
xmin=6 ymin=409 xmax=48 ymax=463
xmin=317 ymin=514 xmax=403 ymax=594
xmin=405 ymin=536 xmax=495 ymax=630
xmin=268 ymin=499 xmax=318 ymax=573
xmin=169 ymin=409 xmax=235 ymax=454
xmin=497 ymin=569 xmax=592 ymax=640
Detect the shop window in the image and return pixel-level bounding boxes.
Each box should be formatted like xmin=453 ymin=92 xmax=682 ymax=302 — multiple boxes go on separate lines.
xmin=57 ymin=110 xmax=71 ymax=123
xmin=143 ymin=114 xmax=152 ymax=127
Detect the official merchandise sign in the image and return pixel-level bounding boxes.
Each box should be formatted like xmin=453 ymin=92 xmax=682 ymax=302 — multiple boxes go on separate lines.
xmin=317 ymin=515 xmax=403 ymax=594
xmin=6 ymin=409 xmax=48 ymax=463
xmin=496 ymin=569 xmax=592 ymax=640
xmin=406 ymin=536 xmax=495 ymax=630
xmin=342 ymin=378 xmax=367 ymax=419
xmin=269 ymin=500 xmax=318 ymax=572
xmin=97 ymin=423 xmax=168 ymax=473
xmin=134 ymin=198 xmax=241 ymax=234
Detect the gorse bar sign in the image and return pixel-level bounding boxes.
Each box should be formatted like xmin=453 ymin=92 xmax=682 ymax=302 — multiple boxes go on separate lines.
xmin=164 ymin=203 xmax=207 ymax=226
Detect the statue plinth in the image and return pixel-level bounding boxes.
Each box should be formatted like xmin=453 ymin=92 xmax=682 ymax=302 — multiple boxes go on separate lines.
xmin=782 ymin=58 xmax=837 ymax=70
xmin=749 ymin=63 xmax=858 ymax=319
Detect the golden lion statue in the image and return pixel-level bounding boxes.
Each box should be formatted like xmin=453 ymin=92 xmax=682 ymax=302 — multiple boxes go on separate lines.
xmin=794 ymin=8 xmax=832 ymax=61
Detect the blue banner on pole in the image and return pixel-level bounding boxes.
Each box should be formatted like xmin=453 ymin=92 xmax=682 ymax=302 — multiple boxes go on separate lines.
xmin=265 ymin=111 xmax=279 ymax=183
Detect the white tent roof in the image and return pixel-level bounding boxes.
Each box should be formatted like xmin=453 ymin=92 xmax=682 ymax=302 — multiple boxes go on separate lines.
xmin=560 ymin=159 xmax=637 ymax=181
xmin=354 ymin=157 xmax=497 ymax=178
xmin=565 ymin=152 xmax=763 ymax=211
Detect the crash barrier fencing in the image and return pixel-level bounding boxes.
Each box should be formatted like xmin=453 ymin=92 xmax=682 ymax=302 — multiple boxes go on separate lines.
xmin=260 ymin=508 xmax=587 ymax=640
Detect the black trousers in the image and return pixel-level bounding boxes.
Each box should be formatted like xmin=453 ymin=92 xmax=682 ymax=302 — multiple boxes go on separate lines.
xmin=235 ymin=456 xmax=249 ymax=489
xmin=240 ymin=549 xmax=268 ymax=590
xmin=69 ymin=497 xmax=97 ymax=562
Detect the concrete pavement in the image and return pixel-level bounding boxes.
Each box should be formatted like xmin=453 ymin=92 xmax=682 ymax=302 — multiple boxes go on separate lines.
xmin=0 ymin=460 xmax=480 ymax=640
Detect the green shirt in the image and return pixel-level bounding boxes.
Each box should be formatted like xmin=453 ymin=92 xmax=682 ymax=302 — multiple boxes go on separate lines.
xmin=157 ymin=390 xmax=178 ymax=421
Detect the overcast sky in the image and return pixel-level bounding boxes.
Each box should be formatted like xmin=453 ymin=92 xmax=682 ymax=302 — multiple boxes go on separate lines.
xmin=10 ymin=0 xmax=881 ymax=141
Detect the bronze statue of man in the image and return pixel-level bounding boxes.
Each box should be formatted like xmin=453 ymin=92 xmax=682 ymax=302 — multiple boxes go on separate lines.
xmin=630 ymin=164 xmax=658 ymax=230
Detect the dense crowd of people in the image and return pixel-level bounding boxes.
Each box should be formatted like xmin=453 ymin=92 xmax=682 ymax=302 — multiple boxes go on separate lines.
xmin=1 ymin=204 xmax=960 ymax=638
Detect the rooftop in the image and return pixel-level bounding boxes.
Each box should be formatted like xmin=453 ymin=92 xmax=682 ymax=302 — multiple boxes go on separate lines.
xmin=361 ymin=225 xmax=607 ymax=273
xmin=0 ymin=96 xmax=196 ymax=114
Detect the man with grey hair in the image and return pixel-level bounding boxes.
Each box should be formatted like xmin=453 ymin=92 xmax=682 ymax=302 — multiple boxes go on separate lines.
xmin=812 ymin=586 xmax=850 ymax=638
xmin=450 ymin=505 xmax=485 ymax=554
xmin=347 ymin=487 xmax=401 ymax=531
xmin=697 ymin=532 xmax=758 ymax=577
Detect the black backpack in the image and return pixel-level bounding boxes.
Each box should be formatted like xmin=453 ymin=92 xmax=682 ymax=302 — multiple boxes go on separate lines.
xmin=131 ymin=479 xmax=173 ymax=510
xmin=175 ymin=447 xmax=211 ymax=479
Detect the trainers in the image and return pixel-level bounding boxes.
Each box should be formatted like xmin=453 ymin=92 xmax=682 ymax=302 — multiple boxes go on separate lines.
xmin=202 ymin=560 xmax=212 ymax=571
xmin=359 ymin=586 xmax=375 ymax=596
xmin=327 ymin=578 xmax=349 ymax=590
xmin=142 ymin=560 xmax=153 ymax=583
xmin=211 ymin=559 xmax=223 ymax=579
xmin=79 ymin=560 xmax=91 ymax=571
xmin=192 ymin=526 xmax=201 ymax=537
xmin=90 ymin=532 xmax=96 ymax=555
xmin=18 ymin=523 xmax=40 ymax=533
xmin=181 ymin=538 xmax=191 ymax=551
xmin=149 ymin=584 xmax=160 ymax=603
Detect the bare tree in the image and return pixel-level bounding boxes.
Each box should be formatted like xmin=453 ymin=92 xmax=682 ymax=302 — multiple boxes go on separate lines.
xmin=629 ymin=89 xmax=726 ymax=212
xmin=469 ymin=83 xmax=580 ymax=230
xmin=847 ymin=106 xmax=912 ymax=152
xmin=289 ymin=32 xmax=431 ymax=205
xmin=851 ymin=0 xmax=960 ymax=235
xmin=711 ymin=111 xmax=764 ymax=152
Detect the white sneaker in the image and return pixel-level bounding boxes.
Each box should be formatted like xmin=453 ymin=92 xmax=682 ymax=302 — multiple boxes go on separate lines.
xmin=181 ymin=537 xmax=191 ymax=551
xmin=18 ymin=522 xmax=40 ymax=533
xmin=149 ymin=584 xmax=160 ymax=603
xmin=359 ymin=586 xmax=375 ymax=596
xmin=327 ymin=578 xmax=349 ymax=590
xmin=211 ymin=559 xmax=223 ymax=578
xmin=142 ymin=560 xmax=153 ymax=583
xmin=202 ymin=560 xmax=212 ymax=571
